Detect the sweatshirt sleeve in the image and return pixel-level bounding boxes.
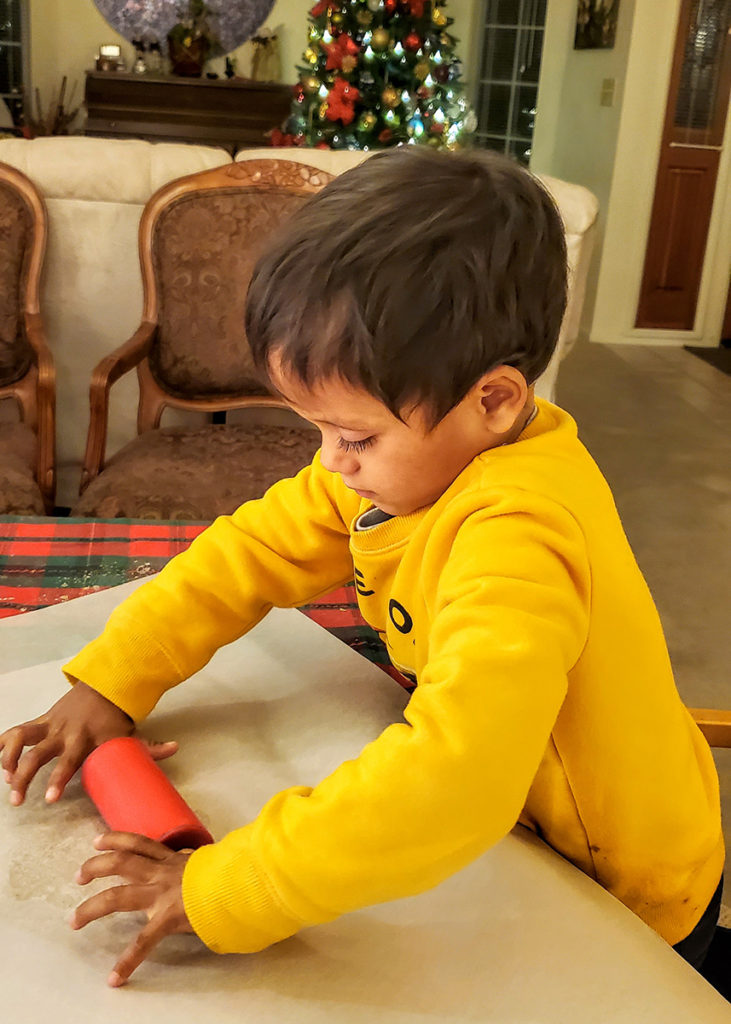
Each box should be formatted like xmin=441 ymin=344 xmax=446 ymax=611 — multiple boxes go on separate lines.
xmin=63 ymin=454 xmax=359 ymax=721
xmin=181 ymin=492 xmax=592 ymax=954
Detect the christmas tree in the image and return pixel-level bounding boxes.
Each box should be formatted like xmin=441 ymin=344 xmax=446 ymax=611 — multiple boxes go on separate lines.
xmin=275 ymin=0 xmax=476 ymax=150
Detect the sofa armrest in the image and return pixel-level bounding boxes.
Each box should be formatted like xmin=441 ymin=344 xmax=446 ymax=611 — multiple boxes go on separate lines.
xmin=80 ymin=321 xmax=156 ymax=493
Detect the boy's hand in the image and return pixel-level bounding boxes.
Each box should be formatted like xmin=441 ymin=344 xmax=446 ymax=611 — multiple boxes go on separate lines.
xmin=71 ymin=832 xmax=195 ymax=987
xmin=0 ymin=680 xmax=177 ymax=806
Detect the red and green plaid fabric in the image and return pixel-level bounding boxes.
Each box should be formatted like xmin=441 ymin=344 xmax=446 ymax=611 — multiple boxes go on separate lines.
xmin=0 ymin=516 xmax=406 ymax=686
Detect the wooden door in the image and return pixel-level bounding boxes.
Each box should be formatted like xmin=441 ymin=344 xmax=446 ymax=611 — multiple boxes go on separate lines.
xmin=635 ymin=0 xmax=731 ymax=331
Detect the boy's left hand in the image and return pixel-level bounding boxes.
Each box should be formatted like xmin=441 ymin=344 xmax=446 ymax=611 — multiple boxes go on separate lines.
xmin=71 ymin=832 xmax=196 ymax=987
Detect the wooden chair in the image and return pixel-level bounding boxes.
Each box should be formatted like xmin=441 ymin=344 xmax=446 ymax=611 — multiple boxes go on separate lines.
xmin=71 ymin=160 xmax=332 ymax=521
xmin=0 ymin=161 xmax=55 ymax=514
xmin=690 ymin=709 xmax=731 ymax=748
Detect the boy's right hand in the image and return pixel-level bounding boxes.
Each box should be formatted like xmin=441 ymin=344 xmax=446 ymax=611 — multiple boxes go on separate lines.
xmin=0 ymin=681 xmax=176 ymax=807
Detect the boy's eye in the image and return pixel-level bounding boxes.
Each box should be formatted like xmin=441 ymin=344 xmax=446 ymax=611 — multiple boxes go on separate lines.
xmin=337 ymin=436 xmax=375 ymax=454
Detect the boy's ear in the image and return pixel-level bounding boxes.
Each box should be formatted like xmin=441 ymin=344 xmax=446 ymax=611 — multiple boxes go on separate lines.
xmin=474 ymin=366 xmax=530 ymax=434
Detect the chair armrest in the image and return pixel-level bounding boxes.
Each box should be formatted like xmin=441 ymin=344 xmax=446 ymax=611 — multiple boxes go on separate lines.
xmin=23 ymin=312 xmax=56 ymax=510
xmin=689 ymin=708 xmax=731 ymax=748
xmin=79 ymin=321 xmax=156 ymax=493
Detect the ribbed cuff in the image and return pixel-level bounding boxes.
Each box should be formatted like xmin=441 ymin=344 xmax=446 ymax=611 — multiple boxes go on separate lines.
xmin=182 ymin=826 xmax=305 ymax=955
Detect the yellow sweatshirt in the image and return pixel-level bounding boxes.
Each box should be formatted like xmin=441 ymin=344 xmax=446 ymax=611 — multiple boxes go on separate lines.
xmin=64 ymin=400 xmax=724 ymax=951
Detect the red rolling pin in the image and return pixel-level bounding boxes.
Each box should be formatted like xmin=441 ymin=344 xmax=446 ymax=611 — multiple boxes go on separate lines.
xmin=81 ymin=736 xmax=214 ymax=851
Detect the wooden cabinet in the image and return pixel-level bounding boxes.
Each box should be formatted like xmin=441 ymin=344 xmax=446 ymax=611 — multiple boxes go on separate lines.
xmin=84 ymin=72 xmax=292 ymax=154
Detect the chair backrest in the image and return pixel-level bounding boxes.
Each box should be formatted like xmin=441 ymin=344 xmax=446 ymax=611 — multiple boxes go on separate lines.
xmin=0 ymin=163 xmax=46 ymax=389
xmin=138 ymin=160 xmax=334 ymax=407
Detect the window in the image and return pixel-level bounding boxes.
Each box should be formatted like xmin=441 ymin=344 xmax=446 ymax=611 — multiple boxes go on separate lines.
xmin=474 ymin=0 xmax=547 ymax=165
xmin=0 ymin=0 xmax=29 ymax=131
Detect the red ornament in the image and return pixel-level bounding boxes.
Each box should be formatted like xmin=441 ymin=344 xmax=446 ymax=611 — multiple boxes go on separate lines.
xmin=385 ymin=0 xmax=397 ymax=11
xmin=316 ymin=142 xmax=331 ymax=149
xmin=378 ymin=128 xmax=393 ymax=143
xmin=269 ymin=128 xmax=296 ymax=147
xmin=408 ymin=0 xmax=425 ymax=15
xmin=325 ymin=77 xmax=361 ymax=125
xmin=403 ymin=32 xmax=421 ymax=52
xmin=430 ymin=121 xmax=444 ymax=134
xmin=310 ymin=0 xmax=330 ymax=16
xmin=324 ymin=32 xmax=361 ymax=71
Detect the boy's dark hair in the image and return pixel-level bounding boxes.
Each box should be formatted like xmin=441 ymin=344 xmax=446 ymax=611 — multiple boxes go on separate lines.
xmin=245 ymin=147 xmax=567 ymax=427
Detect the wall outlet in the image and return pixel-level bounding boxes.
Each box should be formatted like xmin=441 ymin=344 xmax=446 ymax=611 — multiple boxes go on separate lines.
xmin=600 ymin=78 xmax=616 ymax=107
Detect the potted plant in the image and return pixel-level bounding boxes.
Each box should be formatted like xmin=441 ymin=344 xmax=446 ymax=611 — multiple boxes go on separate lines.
xmin=167 ymin=0 xmax=217 ymax=77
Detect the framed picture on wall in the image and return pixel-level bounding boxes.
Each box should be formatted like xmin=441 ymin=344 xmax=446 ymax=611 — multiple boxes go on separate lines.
xmin=574 ymin=0 xmax=620 ymax=50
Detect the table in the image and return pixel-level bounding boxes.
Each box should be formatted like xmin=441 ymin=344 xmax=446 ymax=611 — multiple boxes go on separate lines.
xmin=84 ymin=72 xmax=293 ymax=154
xmin=0 ymin=515 xmax=403 ymax=682
xmin=1 ymin=518 xmax=728 ymax=1019
xmin=1 ymin=579 xmax=728 ymax=1020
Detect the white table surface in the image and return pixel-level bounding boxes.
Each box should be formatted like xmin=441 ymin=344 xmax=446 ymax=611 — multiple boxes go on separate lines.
xmin=1 ymin=582 xmax=728 ymax=1021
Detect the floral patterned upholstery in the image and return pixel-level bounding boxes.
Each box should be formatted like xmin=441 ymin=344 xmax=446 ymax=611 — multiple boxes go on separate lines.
xmin=0 ymin=422 xmax=45 ymax=515
xmin=151 ymin=187 xmax=309 ymax=397
xmin=72 ymin=422 xmax=320 ymax=521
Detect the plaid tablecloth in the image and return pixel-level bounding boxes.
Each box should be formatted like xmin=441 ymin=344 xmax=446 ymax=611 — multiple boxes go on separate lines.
xmin=0 ymin=516 xmax=406 ymax=685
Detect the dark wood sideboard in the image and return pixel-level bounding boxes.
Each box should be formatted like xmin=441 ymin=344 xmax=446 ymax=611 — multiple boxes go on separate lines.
xmin=84 ymin=72 xmax=292 ymax=153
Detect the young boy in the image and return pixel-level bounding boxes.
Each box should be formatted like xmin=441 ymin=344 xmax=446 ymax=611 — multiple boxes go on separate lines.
xmin=0 ymin=148 xmax=723 ymax=987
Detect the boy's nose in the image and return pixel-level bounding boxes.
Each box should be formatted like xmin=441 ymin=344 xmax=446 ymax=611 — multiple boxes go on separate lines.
xmin=320 ymin=435 xmax=358 ymax=476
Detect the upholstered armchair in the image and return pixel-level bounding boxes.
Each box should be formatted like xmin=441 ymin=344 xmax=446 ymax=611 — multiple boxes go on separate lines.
xmin=71 ymin=160 xmax=332 ymax=521
xmin=0 ymin=162 xmax=55 ymax=514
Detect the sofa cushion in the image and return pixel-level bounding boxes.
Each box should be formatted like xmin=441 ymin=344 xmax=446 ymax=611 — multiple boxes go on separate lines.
xmin=0 ymin=422 xmax=44 ymax=515
xmin=71 ymin=423 xmax=320 ymax=521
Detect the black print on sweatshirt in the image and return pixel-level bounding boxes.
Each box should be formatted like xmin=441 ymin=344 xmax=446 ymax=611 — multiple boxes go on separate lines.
xmin=388 ymin=599 xmax=413 ymax=635
xmin=354 ymin=567 xmax=375 ymax=597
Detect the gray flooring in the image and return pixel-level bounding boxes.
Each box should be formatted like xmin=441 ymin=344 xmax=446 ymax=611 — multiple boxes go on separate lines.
xmin=556 ymin=341 xmax=731 ymax=919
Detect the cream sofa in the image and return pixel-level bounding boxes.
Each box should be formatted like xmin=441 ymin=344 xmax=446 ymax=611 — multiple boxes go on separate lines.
xmin=0 ymin=136 xmax=598 ymax=508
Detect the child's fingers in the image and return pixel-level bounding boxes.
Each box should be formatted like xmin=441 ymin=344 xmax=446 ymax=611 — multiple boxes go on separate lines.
xmin=70 ymin=882 xmax=152 ymax=931
xmin=91 ymin=831 xmax=172 ymax=860
xmin=0 ymin=721 xmax=47 ymax=773
xmin=144 ymin=739 xmax=179 ymax=762
xmin=107 ymin=913 xmax=172 ymax=987
xmin=44 ymin=750 xmax=87 ymax=804
xmin=76 ymin=849 xmax=166 ymax=887
xmin=7 ymin=737 xmax=61 ymax=805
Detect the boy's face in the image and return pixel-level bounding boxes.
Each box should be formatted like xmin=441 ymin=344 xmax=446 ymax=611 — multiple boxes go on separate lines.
xmin=270 ymin=363 xmax=506 ymax=516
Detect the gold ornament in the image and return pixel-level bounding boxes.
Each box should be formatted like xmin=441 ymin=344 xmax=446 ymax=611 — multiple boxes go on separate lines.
xmin=440 ymin=32 xmax=451 ymax=46
xmin=414 ymin=60 xmax=430 ymax=80
xmin=319 ymin=101 xmax=329 ymax=119
xmin=302 ymin=75 xmax=320 ymax=93
xmin=304 ymin=46 xmax=318 ymax=64
xmin=432 ymin=7 xmax=447 ymax=26
xmin=381 ymin=85 xmax=400 ymax=108
xmin=341 ymin=54 xmax=358 ymax=73
xmin=371 ymin=27 xmax=390 ymax=50
xmin=356 ymin=9 xmax=373 ymax=25
xmin=331 ymin=11 xmax=344 ymax=24
xmin=358 ymin=111 xmax=377 ymax=131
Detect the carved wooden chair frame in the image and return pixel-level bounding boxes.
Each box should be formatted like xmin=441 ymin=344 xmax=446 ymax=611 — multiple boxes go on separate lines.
xmin=0 ymin=161 xmax=55 ymax=510
xmin=79 ymin=159 xmax=333 ymax=494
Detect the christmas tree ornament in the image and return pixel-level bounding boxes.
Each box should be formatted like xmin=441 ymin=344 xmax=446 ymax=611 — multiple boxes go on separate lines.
xmin=357 ymin=9 xmax=373 ymax=26
xmin=371 ymin=27 xmax=391 ymax=50
xmin=434 ymin=63 xmax=449 ymax=82
xmin=367 ymin=0 xmax=382 ymax=10
xmin=303 ymin=74 xmax=320 ymax=93
xmin=432 ymin=7 xmax=447 ymax=26
xmin=414 ymin=60 xmax=430 ymax=80
xmin=331 ymin=10 xmax=344 ymax=24
xmin=381 ymin=84 xmax=400 ymax=107
xmin=358 ymin=111 xmax=378 ymax=131
xmin=385 ymin=0 xmax=397 ymax=11
xmin=304 ymin=46 xmax=318 ymax=64
xmin=403 ymin=32 xmax=421 ymax=51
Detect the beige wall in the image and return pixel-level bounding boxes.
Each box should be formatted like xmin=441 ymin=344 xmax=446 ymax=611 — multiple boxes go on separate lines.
xmin=29 ymin=0 xmax=475 ymax=106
